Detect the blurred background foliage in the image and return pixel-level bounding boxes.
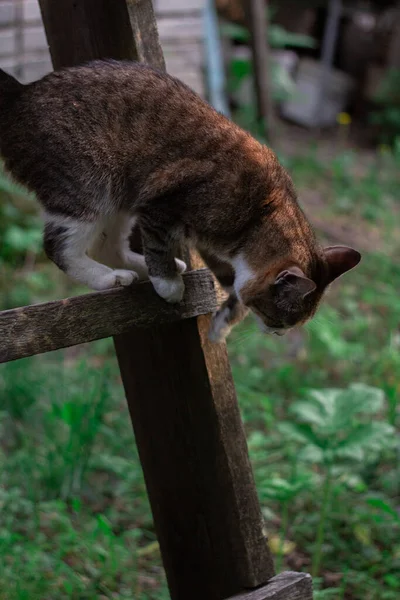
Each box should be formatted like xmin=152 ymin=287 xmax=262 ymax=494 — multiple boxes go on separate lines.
xmin=0 ymin=0 xmax=400 ymax=599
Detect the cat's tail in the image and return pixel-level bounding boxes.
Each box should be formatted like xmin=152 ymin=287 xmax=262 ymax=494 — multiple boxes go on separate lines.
xmin=0 ymin=69 xmax=23 ymax=98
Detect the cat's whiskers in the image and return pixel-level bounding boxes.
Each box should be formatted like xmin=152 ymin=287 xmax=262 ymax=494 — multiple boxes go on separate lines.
xmin=232 ymin=329 xmax=254 ymax=348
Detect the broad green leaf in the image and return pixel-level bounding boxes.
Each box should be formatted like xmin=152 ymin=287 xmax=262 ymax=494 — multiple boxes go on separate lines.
xmin=348 ymin=383 xmax=385 ymax=414
xmin=277 ymin=421 xmax=324 ymax=447
xmin=335 ymin=422 xmax=394 ymax=456
xmin=290 ymin=400 xmax=327 ymax=427
xmin=307 ymin=389 xmax=340 ymax=419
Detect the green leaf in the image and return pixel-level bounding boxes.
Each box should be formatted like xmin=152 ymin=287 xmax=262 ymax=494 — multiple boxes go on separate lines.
xmin=227 ymin=58 xmax=253 ymax=93
xmin=332 ymin=384 xmax=384 ymax=421
xmin=335 ymin=422 xmax=394 ymax=457
xmin=307 ymin=389 xmax=340 ymax=419
xmin=348 ymin=383 xmax=385 ymax=414
xmin=367 ymin=497 xmax=400 ymax=523
xmin=278 ymin=421 xmax=324 ymax=448
xmin=290 ymin=400 xmax=327 ymax=427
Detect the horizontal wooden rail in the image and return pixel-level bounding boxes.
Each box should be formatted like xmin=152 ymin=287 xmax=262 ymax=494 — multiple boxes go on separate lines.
xmin=0 ymin=269 xmax=224 ymax=364
xmin=226 ymin=572 xmax=313 ymax=600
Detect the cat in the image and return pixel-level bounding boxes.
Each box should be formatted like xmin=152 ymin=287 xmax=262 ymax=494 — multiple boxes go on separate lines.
xmin=0 ymin=60 xmax=361 ymax=342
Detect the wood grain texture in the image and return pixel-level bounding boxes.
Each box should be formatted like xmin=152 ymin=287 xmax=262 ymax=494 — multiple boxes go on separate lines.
xmin=126 ymin=0 xmax=166 ymax=70
xmin=38 ymin=0 xmax=137 ymax=69
xmin=226 ymin=572 xmax=313 ymax=600
xmin=114 ymin=314 xmax=274 ymax=600
xmin=0 ymin=270 xmax=223 ymax=363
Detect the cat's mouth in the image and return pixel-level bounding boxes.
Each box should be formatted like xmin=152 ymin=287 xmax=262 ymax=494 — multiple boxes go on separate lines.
xmin=264 ymin=326 xmax=286 ymax=336
xmin=254 ymin=315 xmax=287 ymax=336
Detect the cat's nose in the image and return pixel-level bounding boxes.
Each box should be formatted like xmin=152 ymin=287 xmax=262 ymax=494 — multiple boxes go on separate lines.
xmin=274 ymin=330 xmax=286 ymax=336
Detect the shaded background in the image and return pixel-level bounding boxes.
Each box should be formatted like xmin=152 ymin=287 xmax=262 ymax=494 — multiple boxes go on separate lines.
xmin=0 ymin=1 xmax=399 ymax=599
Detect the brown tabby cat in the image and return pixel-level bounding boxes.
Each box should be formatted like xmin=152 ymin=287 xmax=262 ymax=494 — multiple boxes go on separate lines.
xmin=0 ymin=60 xmax=361 ymax=342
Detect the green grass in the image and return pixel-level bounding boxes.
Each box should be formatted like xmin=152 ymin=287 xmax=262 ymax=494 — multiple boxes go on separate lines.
xmin=0 ymin=146 xmax=399 ymax=599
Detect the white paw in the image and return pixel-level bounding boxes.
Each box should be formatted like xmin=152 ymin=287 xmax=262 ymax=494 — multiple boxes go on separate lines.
xmin=175 ymin=259 xmax=187 ymax=274
xmin=150 ymin=275 xmax=185 ymax=303
xmin=208 ymin=306 xmax=232 ymax=343
xmin=97 ymin=269 xmax=138 ymax=290
xmin=114 ymin=269 xmax=139 ymax=287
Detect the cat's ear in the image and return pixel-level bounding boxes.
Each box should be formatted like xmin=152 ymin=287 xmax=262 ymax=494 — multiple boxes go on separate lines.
xmin=274 ymin=267 xmax=316 ymax=300
xmin=324 ymin=246 xmax=361 ymax=283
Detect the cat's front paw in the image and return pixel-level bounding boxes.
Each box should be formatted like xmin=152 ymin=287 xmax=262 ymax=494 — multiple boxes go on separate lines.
xmin=97 ymin=269 xmax=139 ymax=290
xmin=208 ymin=306 xmax=232 ymax=343
xmin=150 ymin=275 xmax=185 ymax=303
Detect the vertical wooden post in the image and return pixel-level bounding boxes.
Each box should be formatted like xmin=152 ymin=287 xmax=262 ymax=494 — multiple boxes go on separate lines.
xmin=38 ymin=1 xmax=274 ymax=599
xmin=314 ymin=0 xmax=342 ymax=126
xmin=115 ymin=316 xmax=274 ymax=599
xmin=245 ymin=0 xmax=276 ymax=144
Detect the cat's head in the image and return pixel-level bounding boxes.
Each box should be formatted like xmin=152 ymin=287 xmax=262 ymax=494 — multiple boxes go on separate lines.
xmin=237 ymin=246 xmax=361 ymax=335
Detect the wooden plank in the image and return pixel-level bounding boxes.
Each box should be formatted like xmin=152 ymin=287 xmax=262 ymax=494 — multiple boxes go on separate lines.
xmin=37 ymin=1 xmax=275 ymax=599
xmin=0 ymin=270 xmax=223 ymax=364
xmin=38 ymin=0 xmax=137 ymax=68
xmin=114 ymin=313 xmax=275 ymax=600
xmin=226 ymin=572 xmax=313 ymax=600
xmin=126 ymin=0 xmax=165 ymax=70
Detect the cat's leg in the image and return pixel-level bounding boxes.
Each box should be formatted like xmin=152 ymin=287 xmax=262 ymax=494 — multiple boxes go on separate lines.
xmin=198 ymin=248 xmax=235 ymax=291
xmin=118 ymin=215 xmax=187 ymax=279
xmin=139 ymin=211 xmax=185 ymax=303
xmin=89 ymin=213 xmax=149 ymax=280
xmin=43 ymin=214 xmax=139 ymax=290
xmin=122 ymin=248 xmax=187 ymax=279
xmin=209 ymin=294 xmax=249 ymax=343
xmin=197 ymin=248 xmax=248 ymax=342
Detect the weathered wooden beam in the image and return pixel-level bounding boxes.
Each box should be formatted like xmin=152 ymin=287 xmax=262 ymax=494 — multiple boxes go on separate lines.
xmin=126 ymin=0 xmax=166 ymax=70
xmin=39 ymin=0 xmax=137 ymax=68
xmin=115 ymin=313 xmax=275 ymax=600
xmin=245 ymin=0 xmax=276 ymax=144
xmin=226 ymin=572 xmax=313 ymax=600
xmin=0 ymin=270 xmax=223 ymax=364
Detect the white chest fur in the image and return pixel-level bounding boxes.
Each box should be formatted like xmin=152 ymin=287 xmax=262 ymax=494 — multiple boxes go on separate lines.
xmin=231 ymin=254 xmax=255 ymax=301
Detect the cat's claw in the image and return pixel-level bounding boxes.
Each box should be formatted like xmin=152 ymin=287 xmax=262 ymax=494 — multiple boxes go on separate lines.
xmin=96 ymin=269 xmax=138 ymax=290
xmin=150 ymin=275 xmax=185 ymax=303
xmin=208 ymin=306 xmax=232 ymax=343
xmin=175 ymin=259 xmax=187 ymax=274
xmin=114 ymin=269 xmax=139 ymax=287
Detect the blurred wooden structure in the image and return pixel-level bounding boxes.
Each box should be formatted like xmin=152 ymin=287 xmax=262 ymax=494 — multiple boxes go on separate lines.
xmin=218 ymin=0 xmax=400 ymax=119
xmin=0 ymin=0 xmax=206 ymax=95
xmin=245 ymin=0 xmax=276 ymax=142
xmin=0 ymin=1 xmax=313 ymax=598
